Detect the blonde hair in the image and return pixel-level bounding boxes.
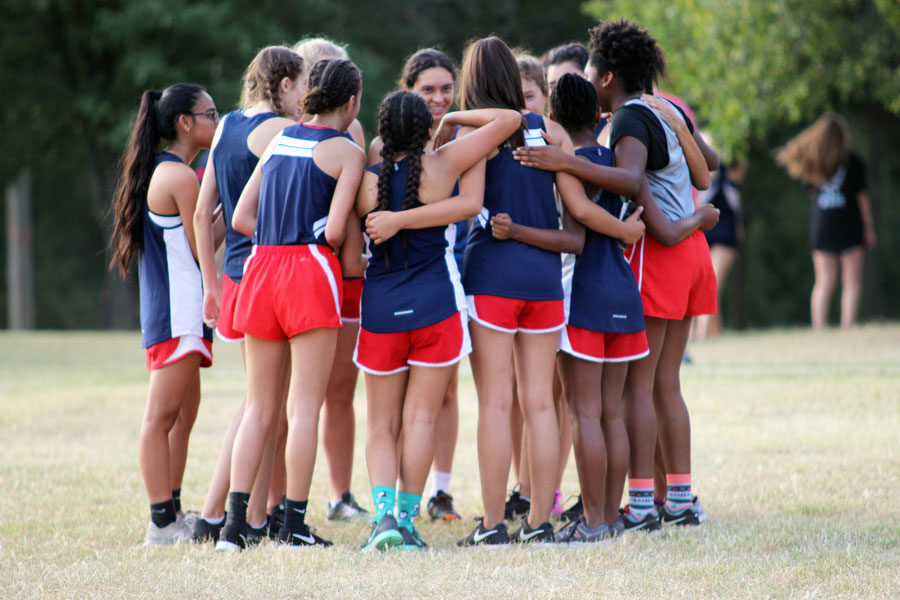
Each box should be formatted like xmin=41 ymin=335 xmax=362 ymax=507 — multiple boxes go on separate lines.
xmin=515 ymin=52 xmax=548 ymax=98
xmin=293 ymin=37 xmax=349 ymax=83
xmin=776 ymin=112 xmax=850 ymax=187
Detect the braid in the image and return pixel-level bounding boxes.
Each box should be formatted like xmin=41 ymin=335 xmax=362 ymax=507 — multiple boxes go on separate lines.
xmin=550 ymin=73 xmax=598 ymax=133
xmin=303 ymin=59 xmax=362 ymax=115
xmin=240 ymin=46 xmax=304 ymax=115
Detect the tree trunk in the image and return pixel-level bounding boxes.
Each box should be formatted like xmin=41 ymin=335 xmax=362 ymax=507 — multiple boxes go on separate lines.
xmin=6 ymin=170 xmax=35 ymax=329
xmin=863 ymin=103 xmax=887 ymax=320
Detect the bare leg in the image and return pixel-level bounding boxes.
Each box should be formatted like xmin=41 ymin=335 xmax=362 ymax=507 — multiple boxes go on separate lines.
xmin=469 ymin=323 xmax=516 ymax=528
xmin=168 ymin=369 xmax=201 ymax=496
xmin=141 ymin=354 xmax=203 ymax=504
xmin=322 ymin=321 xmax=361 ymax=500
xmin=267 ymin=398 xmax=288 ymax=511
xmin=400 ymin=366 xmax=456 ymax=495
xmin=554 ymin=368 xmax=572 ymax=499
xmin=365 ymin=371 xmax=407 ymax=488
xmin=509 ymin=378 xmax=524 ymax=486
xmin=557 ymin=353 xmax=605 ymax=528
xmin=623 ymin=317 xmax=666 ymax=481
xmin=839 ymin=246 xmax=865 ymax=328
xmin=248 ymin=351 xmax=289 ymax=526
xmin=430 ymin=364 xmax=458 ymax=485
xmin=284 ymin=328 xmax=338 ymax=501
xmin=811 ymin=251 xmax=838 ymax=328
xmin=201 ymin=401 xmax=244 ymax=519
xmin=515 ymin=331 xmax=561 ymax=528
xmin=653 ymin=317 xmax=694 ymax=476
xmin=600 ymin=361 xmax=629 ymax=523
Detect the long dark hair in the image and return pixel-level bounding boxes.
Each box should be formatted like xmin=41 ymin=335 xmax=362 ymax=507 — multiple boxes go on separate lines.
xmin=375 ymin=91 xmax=433 ymax=267
xmin=302 ymin=59 xmax=361 ymax=115
xmin=400 ymin=48 xmax=457 ymax=89
xmin=458 ymin=37 xmax=526 ymax=147
xmin=110 ymin=83 xmax=205 ymax=276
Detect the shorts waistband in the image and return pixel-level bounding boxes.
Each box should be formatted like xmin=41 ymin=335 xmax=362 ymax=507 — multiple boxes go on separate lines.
xmin=252 ymin=244 xmax=332 ymax=256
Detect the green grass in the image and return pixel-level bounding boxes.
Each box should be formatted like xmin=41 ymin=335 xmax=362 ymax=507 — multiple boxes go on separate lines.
xmin=1 ymin=325 xmax=899 ymax=599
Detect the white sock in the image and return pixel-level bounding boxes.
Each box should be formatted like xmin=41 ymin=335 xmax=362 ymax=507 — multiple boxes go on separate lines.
xmin=203 ymin=514 xmax=225 ymax=525
xmin=432 ymin=471 xmax=452 ymax=497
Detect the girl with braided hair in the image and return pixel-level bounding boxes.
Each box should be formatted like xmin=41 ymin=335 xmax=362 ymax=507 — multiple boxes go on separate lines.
xmin=216 ymin=59 xmax=366 ymax=550
xmin=354 ymin=90 xmax=522 ymax=550
xmin=190 ymin=45 xmax=306 ymax=545
xmin=516 ymin=20 xmax=715 ymax=530
xmin=110 ymin=83 xmax=219 ymax=544
xmin=454 ymin=36 xmax=645 ymax=547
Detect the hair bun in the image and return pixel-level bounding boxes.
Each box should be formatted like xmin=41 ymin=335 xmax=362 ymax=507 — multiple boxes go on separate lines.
xmin=149 ymin=90 xmax=163 ymax=102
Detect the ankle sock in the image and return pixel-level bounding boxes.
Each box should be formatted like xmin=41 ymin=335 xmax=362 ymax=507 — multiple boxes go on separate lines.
xmin=627 ymin=478 xmax=655 ymax=519
xmin=226 ymin=492 xmax=250 ymax=528
xmin=150 ymin=499 xmax=177 ymax=528
xmin=372 ymin=485 xmax=395 ymax=522
xmin=665 ymin=474 xmax=693 ymax=513
xmin=284 ymin=498 xmax=308 ymax=532
xmin=396 ymin=491 xmax=421 ymax=532
xmin=171 ymin=488 xmax=182 ymax=514
xmin=203 ymin=514 xmax=225 ymax=526
xmin=432 ymin=471 xmax=451 ymax=497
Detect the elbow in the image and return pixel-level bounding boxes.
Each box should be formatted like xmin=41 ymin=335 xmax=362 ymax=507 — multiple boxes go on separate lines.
xmin=233 ymin=215 xmax=254 ymax=238
xmin=325 ymin=226 xmax=344 ymax=250
xmin=568 ymin=236 xmax=585 ymax=255
xmin=694 ymin=174 xmax=712 ymax=191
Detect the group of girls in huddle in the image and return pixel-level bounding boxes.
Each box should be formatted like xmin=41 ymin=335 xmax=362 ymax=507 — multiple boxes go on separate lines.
xmin=112 ymin=18 xmax=720 ymax=550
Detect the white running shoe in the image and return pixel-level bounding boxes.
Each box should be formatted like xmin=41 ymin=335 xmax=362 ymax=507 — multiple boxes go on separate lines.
xmin=144 ymin=519 xmax=191 ymax=546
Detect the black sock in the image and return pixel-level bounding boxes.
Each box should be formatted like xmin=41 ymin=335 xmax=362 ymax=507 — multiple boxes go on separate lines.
xmin=284 ymin=498 xmax=308 ymax=532
xmin=172 ymin=488 xmax=182 ymax=514
xmin=150 ymin=499 xmax=177 ymax=528
xmin=226 ymin=492 xmax=250 ymax=528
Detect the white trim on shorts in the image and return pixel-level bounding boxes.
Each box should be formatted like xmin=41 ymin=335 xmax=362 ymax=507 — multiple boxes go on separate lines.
xmin=558 ymin=325 xmax=649 ymax=364
xmin=309 ymin=244 xmax=342 ymax=317
xmin=215 ymin=327 xmax=244 ymax=344
xmin=156 ymin=335 xmax=212 ymax=369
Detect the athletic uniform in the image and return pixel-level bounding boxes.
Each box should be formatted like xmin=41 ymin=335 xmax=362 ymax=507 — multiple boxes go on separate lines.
xmin=808 ymin=152 xmax=866 ymax=253
xmin=233 ymin=124 xmax=347 ymax=340
xmin=140 ymin=152 xmax=213 ymax=371
xmin=559 ymin=146 xmax=648 ymax=362
xmin=210 ymin=110 xmax=279 ymax=341
xmin=463 ymin=112 xmax=565 ymax=333
xmin=354 ymin=157 xmax=470 ymax=375
xmin=700 ymin=164 xmax=741 ymax=249
xmin=612 ymin=98 xmax=716 ymax=320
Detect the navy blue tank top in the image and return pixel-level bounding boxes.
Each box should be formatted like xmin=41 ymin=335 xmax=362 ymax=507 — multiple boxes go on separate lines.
xmin=462 ymin=112 xmax=563 ymax=301
xmin=255 ymin=124 xmax=351 ymax=247
xmin=361 ymin=157 xmax=465 ymax=333
xmin=566 ymin=146 xmax=644 ymax=333
xmin=212 ymin=110 xmax=279 ymax=281
xmin=139 ymin=152 xmax=212 ymax=347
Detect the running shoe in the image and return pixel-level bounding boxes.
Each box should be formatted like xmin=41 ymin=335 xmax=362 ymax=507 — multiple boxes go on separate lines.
xmin=427 ymin=490 xmax=461 ymax=522
xmin=176 ymin=510 xmax=200 ymax=531
xmin=619 ymin=505 xmax=661 ymax=532
xmin=693 ymin=496 xmax=708 ymax=523
xmin=191 ymin=515 xmax=225 ymax=543
xmin=559 ymin=495 xmax=584 ymax=522
xmin=361 ymin=514 xmax=403 ymax=551
xmin=511 ymin=520 xmax=555 ymax=544
xmin=608 ymin=515 xmax=625 ymax=538
xmin=278 ymin=524 xmax=333 ymax=549
xmin=247 ymin=520 xmax=269 ymax=546
xmin=554 ymin=516 xmax=609 ymax=543
xmin=327 ymin=491 xmax=370 ymax=522
xmin=550 ymin=490 xmax=566 ymax=519
xmin=144 ymin=519 xmax=191 ymax=546
xmin=660 ymin=502 xmax=701 ymax=526
xmin=215 ymin=521 xmax=248 ymax=552
xmin=399 ymin=526 xmax=428 ymax=551
xmin=504 ymin=487 xmax=530 ymax=522
xmin=268 ymin=497 xmax=285 ymax=539
xmin=457 ymin=519 xmax=509 ymax=547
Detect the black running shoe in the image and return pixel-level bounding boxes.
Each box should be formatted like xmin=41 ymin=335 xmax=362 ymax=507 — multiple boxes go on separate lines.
xmin=399 ymin=526 xmax=428 ymax=550
xmin=619 ymin=505 xmax=661 ymax=532
xmin=268 ymin=496 xmax=286 ymax=540
xmin=559 ymin=495 xmax=584 ymax=523
xmin=215 ymin=521 xmax=248 ymax=552
xmin=427 ymin=490 xmax=461 ymax=522
xmin=278 ymin=524 xmax=333 ymax=548
xmin=511 ymin=520 xmax=555 ymax=544
xmin=361 ymin=514 xmax=403 ymax=551
xmin=247 ymin=520 xmax=269 ymax=546
xmin=191 ymin=515 xmax=225 ymax=543
xmin=457 ymin=519 xmax=509 ymax=547
xmin=504 ymin=487 xmax=531 ymax=521
xmin=659 ymin=503 xmax=701 ymax=526
xmin=327 ymin=490 xmax=370 ymax=521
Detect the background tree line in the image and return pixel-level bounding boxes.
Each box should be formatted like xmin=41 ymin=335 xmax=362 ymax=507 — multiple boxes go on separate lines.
xmin=1 ymin=0 xmax=898 ymax=330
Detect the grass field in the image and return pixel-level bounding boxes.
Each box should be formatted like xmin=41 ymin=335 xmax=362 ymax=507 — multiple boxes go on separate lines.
xmin=1 ymin=325 xmax=899 ymax=599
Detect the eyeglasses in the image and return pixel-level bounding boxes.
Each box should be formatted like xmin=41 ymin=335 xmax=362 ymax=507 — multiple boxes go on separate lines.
xmin=188 ymin=108 xmax=219 ymax=122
